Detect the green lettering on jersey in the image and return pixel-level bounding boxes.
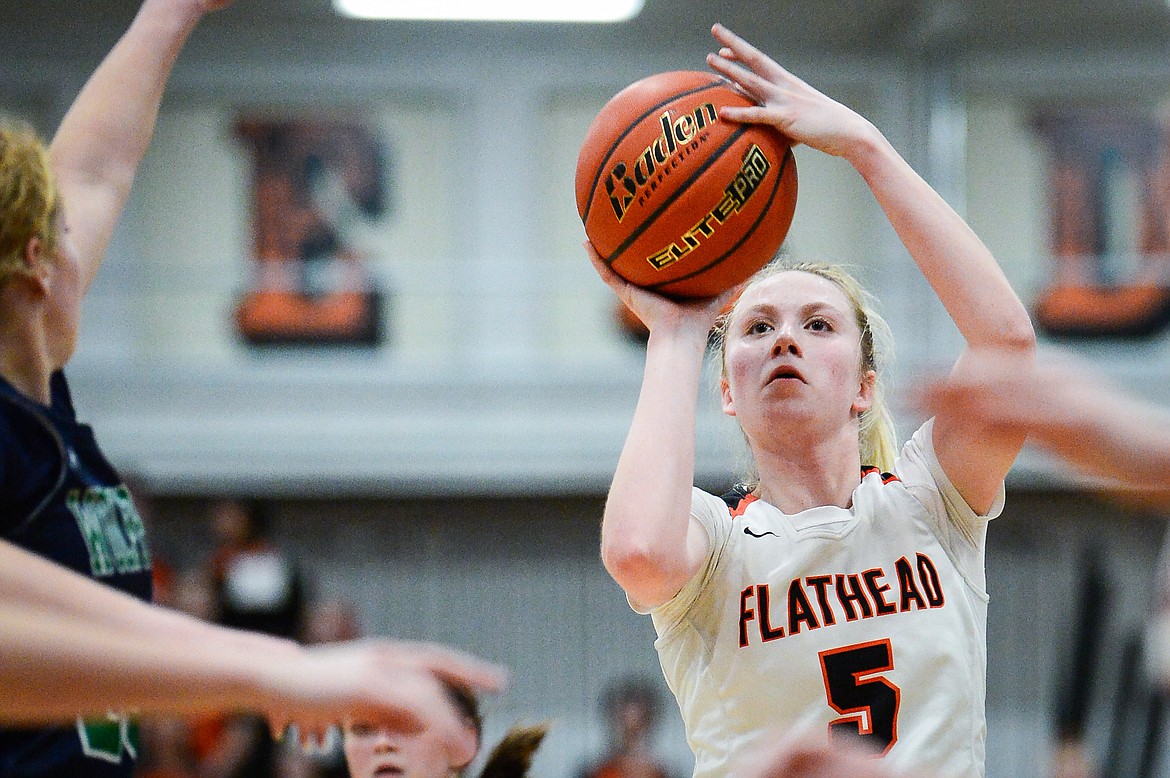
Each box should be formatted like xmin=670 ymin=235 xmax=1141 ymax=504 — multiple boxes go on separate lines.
xmin=76 ymin=713 xmax=138 ymax=764
xmin=67 ymin=485 xmax=152 ymax=578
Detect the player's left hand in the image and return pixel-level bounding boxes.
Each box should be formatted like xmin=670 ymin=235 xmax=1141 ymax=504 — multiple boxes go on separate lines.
xmin=584 ymin=240 xmax=739 ymax=340
xmin=705 ymin=23 xmax=879 ymax=160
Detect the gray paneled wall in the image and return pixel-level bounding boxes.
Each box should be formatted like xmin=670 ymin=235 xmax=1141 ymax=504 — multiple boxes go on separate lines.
xmin=6 ymin=8 xmax=1170 ymax=495
xmin=147 ymin=489 xmax=1170 ymax=777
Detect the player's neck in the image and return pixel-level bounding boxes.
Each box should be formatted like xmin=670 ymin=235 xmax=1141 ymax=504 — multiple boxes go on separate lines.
xmin=0 ymin=287 xmax=53 ymax=404
xmin=751 ymin=426 xmax=862 ymax=513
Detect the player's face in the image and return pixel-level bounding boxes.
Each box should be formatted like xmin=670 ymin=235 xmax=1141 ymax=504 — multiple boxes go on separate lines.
xmin=721 ymin=270 xmax=872 ymax=439
xmin=344 ymin=721 xmax=472 ymax=778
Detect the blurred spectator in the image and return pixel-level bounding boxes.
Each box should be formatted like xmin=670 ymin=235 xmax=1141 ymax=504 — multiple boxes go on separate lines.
xmin=136 ymin=717 xmax=199 ymax=778
xmin=304 ymin=597 xmax=362 ymax=645
xmin=209 ymin=499 xmax=307 ymax=639
xmin=344 ymin=680 xmax=548 ymax=778
xmin=134 ymin=560 xmax=202 ymax=778
xmin=135 ymin=567 xmax=218 ymax=778
xmin=579 ymin=677 xmax=673 ymax=778
xmin=174 ymin=567 xmax=217 ymax=624
xmin=201 ymin=499 xmax=307 ymax=778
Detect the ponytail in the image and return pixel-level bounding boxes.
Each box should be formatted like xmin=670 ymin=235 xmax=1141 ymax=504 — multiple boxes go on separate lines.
xmin=474 ymin=723 xmax=549 ymax=778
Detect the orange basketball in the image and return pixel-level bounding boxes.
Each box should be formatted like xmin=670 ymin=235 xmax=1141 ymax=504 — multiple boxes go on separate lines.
xmin=576 ymin=70 xmax=798 ymax=299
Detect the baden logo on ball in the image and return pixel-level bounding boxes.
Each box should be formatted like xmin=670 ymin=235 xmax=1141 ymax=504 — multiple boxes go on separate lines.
xmin=577 ymin=70 xmax=799 ymax=299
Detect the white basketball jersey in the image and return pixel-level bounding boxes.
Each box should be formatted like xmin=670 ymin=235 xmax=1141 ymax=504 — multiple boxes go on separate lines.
xmin=642 ymin=420 xmax=1001 ymax=778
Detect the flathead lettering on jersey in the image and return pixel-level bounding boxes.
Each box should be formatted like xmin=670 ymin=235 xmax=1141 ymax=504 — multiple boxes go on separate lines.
xmin=606 ymin=103 xmax=719 ymax=222
xmin=77 ymin=713 xmax=138 ymax=764
xmin=66 ymin=485 xmax=151 ymax=577
xmin=646 ymin=143 xmax=773 ymax=271
xmin=738 ymin=553 xmax=945 ymax=647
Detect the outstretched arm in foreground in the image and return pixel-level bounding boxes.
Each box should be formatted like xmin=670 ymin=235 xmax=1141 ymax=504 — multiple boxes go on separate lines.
xmin=915 ymin=349 xmax=1170 ymax=493
xmin=0 ymin=541 xmax=503 ymax=767
xmin=736 ymin=739 xmax=920 ymax=778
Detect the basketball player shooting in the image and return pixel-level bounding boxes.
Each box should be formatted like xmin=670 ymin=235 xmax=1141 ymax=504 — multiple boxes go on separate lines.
xmin=588 ymin=22 xmax=1035 ymax=778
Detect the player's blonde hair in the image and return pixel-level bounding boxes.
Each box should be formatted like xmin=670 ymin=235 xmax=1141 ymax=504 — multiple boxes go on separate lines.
xmin=0 ymin=120 xmax=58 ymax=286
xmin=713 ymin=258 xmax=898 ymax=477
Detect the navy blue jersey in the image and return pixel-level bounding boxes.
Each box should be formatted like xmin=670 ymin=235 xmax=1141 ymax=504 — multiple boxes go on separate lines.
xmin=0 ymin=371 xmax=152 ymax=777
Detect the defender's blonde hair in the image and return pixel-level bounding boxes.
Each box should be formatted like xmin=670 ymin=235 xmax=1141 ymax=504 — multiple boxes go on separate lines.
xmin=0 ymin=121 xmax=57 ymax=286
xmin=714 ymin=258 xmax=898 ymax=476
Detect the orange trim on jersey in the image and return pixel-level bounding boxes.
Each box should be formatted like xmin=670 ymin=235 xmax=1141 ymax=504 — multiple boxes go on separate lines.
xmin=729 ymin=494 xmax=758 ymax=518
xmin=861 ymin=466 xmax=900 ymax=485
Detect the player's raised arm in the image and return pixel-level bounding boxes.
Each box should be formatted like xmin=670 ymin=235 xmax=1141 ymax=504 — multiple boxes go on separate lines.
xmin=587 ymin=245 xmax=732 ymax=609
xmin=707 ymin=22 xmax=1035 ymax=515
xmin=48 ymin=0 xmax=231 ymax=292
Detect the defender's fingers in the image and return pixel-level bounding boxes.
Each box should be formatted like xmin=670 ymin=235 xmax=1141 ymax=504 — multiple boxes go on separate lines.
xmin=408 ymin=645 xmax=508 ymax=693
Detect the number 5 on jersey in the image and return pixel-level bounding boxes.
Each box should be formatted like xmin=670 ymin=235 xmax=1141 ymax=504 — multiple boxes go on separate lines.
xmin=819 ymin=639 xmax=900 ymax=755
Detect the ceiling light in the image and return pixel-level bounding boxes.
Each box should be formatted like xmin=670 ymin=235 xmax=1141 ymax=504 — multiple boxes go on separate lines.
xmin=333 ymin=0 xmax=644 ymax=22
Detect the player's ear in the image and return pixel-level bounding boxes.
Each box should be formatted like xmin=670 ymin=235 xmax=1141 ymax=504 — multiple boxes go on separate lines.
xmin=851 ymin=369 xmax=875 ymax=416
xmin=720 ymin=376 xmax=736 ymax=417
xmin=22 ymin=236 xmax=50 ymax=293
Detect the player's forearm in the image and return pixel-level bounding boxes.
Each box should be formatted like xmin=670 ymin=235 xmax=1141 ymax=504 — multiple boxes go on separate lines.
xmin=0 ymin=541 xmax=288 ymax=658
xmin=848 ymin=131 xmax=1035 ymax=352
xmin=602 ymin=326 xmax=708 ymax=590
xmin=48 ymin=0 xmax=207 ymax=280
xmin=1032 ymin=393 xmax=1170 ymax=490
xmin=50 ymin=0 xmax=202 ymax=184
xmin=0 ymin=601 xmax=272 ymax=723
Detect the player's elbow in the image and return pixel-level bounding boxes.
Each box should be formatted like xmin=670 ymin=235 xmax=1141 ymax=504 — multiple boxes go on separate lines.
xmin=1000 ymin=316 xmax=1037 ymax=353
xmin=602 ymin=546 xmax=686 ymax=609
xmin=986 ymin=306 xmax=1037 ymax=353
xmin=601 ymin=534 xmax=655 ymax=579
xmin=601 ymin=533 xmax=678 ymax=598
